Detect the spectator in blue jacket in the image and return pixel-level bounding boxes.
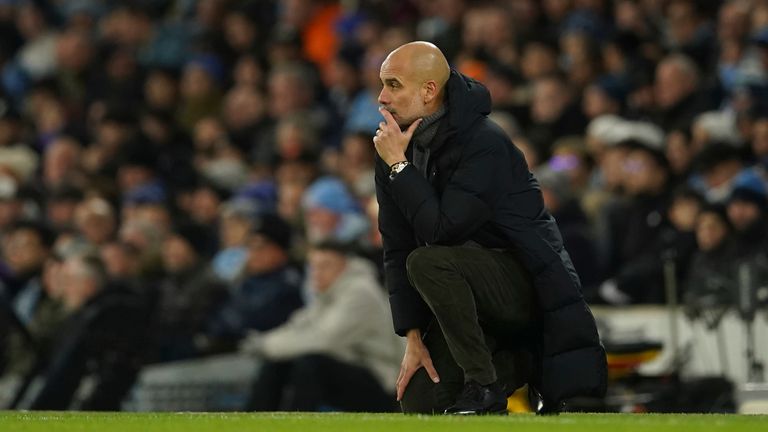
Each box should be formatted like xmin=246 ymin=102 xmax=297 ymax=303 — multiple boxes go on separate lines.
xmin=202 ymin=213 xmax=303 ymax=352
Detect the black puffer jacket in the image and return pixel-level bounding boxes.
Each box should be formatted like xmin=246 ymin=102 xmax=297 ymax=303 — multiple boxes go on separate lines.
xmin=375 ymin=70 xmax=606 ymax=404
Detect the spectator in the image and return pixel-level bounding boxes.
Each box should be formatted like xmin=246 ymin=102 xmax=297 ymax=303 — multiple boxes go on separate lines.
xmin=142 ymin=68 xmax=179 ymax=113
xmin=44 ymin=186 xmax=82 ymax=231
xmin=302 ymin=176 xmax=368 ymax=245
xmin=338 ymin=131 xmax=376 ymax=198
xmin=690 ymin=142 xmax=746 ymax=204
xmin=726 ymin=176 xmax=768 ymax=259
xmin=0 ymin=177 xmax=26 ymax=233
xmin=241 ymin=241 xmax=402 ymax=412
xmin=74 ymin=197 xmax=116 ymax=247
xmin=526 ymin=73 xmax=586 ymax=159
xmin=99 ymin=241 xmax=143 ymax=290
xmin=211 ymin=199 xmax=258 ymax=283
xmin=14 ymin=253 xmax=151 ymax=410
xmin=0 ymin=221 xmax=54 ymax=325
xmin=178 ymin=54 xmax=225 ymax=131
xmin=40 ymin=137 xmax=82 ymax=192
xmin=204 ymin=213 xmax=303 ymax=350
xmin=0 ymin=238 xmax=69 ymax=383
xmin=665 ymin=128 xmax=695 ymax=183
xmin=582 ymin=75 xmax=627 ymax=120
xmin=152 ymin=223 xmax=226 ymax=362
xmin=536 ymin=166 xmax=600 ymax=291
xmin=598 ymin=139 xmax=675 ymax=304
xmin=653 ymin=54 xmax=713 ymax=132
xmin=684 ymin=204 xmax=736 ymax=319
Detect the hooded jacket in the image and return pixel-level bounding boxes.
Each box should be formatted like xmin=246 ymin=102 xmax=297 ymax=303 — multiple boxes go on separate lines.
xmin=375 ymin=70 xmax=607 ymax=404
xmin=261 ymin=257 xmax=404 ymax=392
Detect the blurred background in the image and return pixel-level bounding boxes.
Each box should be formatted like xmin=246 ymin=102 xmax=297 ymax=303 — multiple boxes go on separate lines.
xmin=0 ymin=0 xmax=767 ymax=414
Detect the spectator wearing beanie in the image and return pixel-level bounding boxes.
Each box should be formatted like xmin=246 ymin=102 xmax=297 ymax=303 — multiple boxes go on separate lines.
xmin=726 ymin=175 xmax=768 ymax=259
xmin=302 ymin=176 xmax=368 ymax=245
xmin=152 ymin=223 xmax=227 ymax=362
xmin=684 ymin=204 xmax=737 ymax=319
xmin=583 ymin=75 xmax=627 ymax=120
xmin=203 ymin=213 xmax=304 ymax=352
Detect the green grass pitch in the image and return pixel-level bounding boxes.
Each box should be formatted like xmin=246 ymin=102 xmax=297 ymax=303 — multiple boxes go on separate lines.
xmin=1 ymin=412 xmax=767 ymax=432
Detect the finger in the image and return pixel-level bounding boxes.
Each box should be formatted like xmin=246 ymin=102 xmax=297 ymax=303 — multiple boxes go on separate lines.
xmin=379 ymin=121 xmax=386 ymax=130
xmin=379 ymin=107 xmax=397 ymax=127
xmin=396 ymin=371 xmax=405 ymax=401
xmin=397 ymin=367 xmax=417 ymax=401
xmin=404 ymin=118 xmax=423 ymax=138
xmin=423 ymin=358 xmax=440 ymax=383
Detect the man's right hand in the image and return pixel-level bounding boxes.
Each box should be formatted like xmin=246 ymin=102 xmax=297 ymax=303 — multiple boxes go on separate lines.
xmin=396 ymin=329 xmax=440 ymax=401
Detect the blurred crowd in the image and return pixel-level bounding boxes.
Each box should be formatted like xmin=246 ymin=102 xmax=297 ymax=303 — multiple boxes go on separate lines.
xmin=1 ymin=0 xmax=768 ymax=411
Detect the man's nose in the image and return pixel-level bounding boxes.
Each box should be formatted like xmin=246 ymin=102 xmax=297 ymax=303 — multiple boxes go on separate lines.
xmin=378 ymin=88 xmax=389 ymax=105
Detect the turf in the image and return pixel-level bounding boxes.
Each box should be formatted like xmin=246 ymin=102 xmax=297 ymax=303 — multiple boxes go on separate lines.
xmin=1 ymin=412 xmax=767 ymax=432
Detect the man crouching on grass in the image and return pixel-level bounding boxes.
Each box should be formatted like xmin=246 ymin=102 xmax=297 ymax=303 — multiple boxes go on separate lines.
xmin=373 ymin=41 xmax=607 ymax=415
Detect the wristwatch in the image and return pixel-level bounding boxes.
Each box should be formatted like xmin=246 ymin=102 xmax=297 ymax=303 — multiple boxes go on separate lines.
xmin=389 ymin=161 xmax=409 ymax=180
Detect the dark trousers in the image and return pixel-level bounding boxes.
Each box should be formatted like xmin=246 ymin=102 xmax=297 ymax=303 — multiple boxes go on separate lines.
xmin=248 ymin=354 xmax=398 ymax=412
xmin=401 ymin=246 xmax=535 ymax=414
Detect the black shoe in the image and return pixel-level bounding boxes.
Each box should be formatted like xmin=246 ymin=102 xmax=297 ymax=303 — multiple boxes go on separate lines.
xmin=444 ymin=380 xmax=508 ymax=415
xmin=527 ymin=385 xmax=564 ymax=416
xmin=537 ymin=399 xmax=565 ymax=416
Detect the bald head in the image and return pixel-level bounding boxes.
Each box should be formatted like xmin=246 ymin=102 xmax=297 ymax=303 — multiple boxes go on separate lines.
xmin=386 ymin=42 xmax=450 ymax=88
xmin=378 ymin=42 xmax=451 ymax=126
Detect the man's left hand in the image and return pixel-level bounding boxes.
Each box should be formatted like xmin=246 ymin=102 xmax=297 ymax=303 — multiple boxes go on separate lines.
xmin=374 ymin=107 xmax=422 ymax=166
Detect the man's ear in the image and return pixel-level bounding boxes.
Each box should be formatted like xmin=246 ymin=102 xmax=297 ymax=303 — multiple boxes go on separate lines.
xmin=423 ymin=80 xmax=438 ymax=104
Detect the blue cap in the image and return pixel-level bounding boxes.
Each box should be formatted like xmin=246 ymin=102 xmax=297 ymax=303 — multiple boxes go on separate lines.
xmin=186 ymin=53 xmax=225 ymax=85
xmin=123 ymin=182 xmax=166 ymax=205
xmin=302 ymin=176 xmax=361 ymax=214
xmin=234 ymin=180 xmax=277 ymax=213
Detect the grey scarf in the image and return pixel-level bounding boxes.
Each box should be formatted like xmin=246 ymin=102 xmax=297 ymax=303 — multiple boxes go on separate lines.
xmin=410 ymin=105 xmax=447 ymax=178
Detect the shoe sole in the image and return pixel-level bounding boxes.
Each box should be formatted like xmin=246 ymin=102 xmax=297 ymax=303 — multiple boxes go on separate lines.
xmin=445 ymin=407 xmax=509 ymax=415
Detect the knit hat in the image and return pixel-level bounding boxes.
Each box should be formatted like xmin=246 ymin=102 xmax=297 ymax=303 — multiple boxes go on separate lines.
xmin=693 ymin=142 xmax=742 ymax=174
xmin=251 ymin=213 xmax=292 ymax=250
xmin=173 ymin=223 xmax=212 ymax=257
xmin=728 ymin=174 xmax=768 ymax=211
xmin=592 ymin=75 xmax=627 ymax=105
xmin=302 ymin=176 xmax=361 ymax=215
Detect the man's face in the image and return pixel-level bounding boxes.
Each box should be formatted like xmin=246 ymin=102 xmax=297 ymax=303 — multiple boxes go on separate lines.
xmin=696 ymin=212 xmax=728 ymax=252
xmin=378 ymin=56 xmax=426 ymax=128
xmin=162 ymin=235 xmax=198 ymax=274
xmin=531 ymin=78 xmax=568 ymax=123
xmin=728 ymin=199 xmax=762 ymax=232
xmin=308 ymin=249 xmax=347 ymax=293
xmin=655 ymin=62 xmax=692 ymax=109
xmin=245 ymin=233 xmax=284 ymax=275
xmin=304 ymin=206 xmax=340 ymax=243
xmin=623 ymin=149 xmax=663 ymax=195
xmin=3 ymin=228 xmax=47 ymax=275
